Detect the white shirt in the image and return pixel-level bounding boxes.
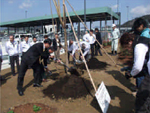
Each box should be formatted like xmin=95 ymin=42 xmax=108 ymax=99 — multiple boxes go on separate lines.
xmin=89 ymin=34 xmax=96 ymax=44
xmin=5 ymin=41 xmax=19 ymax=56
xmin=72 ymin=41 xmax=90 ymax=56
xmin=56 ymin=39 xmax=60 ymax=46
xmin=30 ymin=41 xmax=39 ymax=46
xmin=20 ymin=41 xmax=31 ymax=53
xmin=83 ymin=33 xmax=90 ymax=42
xmin=68 ymin=42 xmax=77 ymax=52
xmin=111 ymin=28 xmax=120 ymax=39
xmin=130 ymin=43 xmax=149 ymax=76
xmin=0 ymin=45 xmax=2 ymax=59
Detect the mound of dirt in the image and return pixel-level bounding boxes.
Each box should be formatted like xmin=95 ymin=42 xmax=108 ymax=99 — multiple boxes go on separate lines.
xmin=43 ymin=75 xmax=94 ymax=100
xmin=77 ymin=58 xmax=108 ymax=70
xmin=118 ymin=55 xmax=133 ymax=67
xmin=8 ymin=103 xmax=57 ymax=113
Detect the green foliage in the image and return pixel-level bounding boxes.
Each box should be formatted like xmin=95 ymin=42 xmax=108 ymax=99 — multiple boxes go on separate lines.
xmin=103 ymin=42 xmax=107 ymax=46
xmin=108 ymin=41 xmax=111 ymax=45
xmin=7 ymin=111 xmax=14 ymax=113
xmin=33 ymin=105 xmax=42 ymax=112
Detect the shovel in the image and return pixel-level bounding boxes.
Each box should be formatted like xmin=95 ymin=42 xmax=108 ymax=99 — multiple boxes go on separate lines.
xmin=59 ymin=60 xmax=81 ymax=76
xmin=68 ymin=52 xmax=82 ymax=64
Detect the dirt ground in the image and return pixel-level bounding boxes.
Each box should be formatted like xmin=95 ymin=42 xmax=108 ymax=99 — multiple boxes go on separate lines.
xmin=0 ymin=46 xmax=136 ymax=113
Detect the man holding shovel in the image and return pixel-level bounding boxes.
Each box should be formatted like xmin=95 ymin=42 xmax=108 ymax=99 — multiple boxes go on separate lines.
xmin=72 ymin=41 xmax=91 ymax=62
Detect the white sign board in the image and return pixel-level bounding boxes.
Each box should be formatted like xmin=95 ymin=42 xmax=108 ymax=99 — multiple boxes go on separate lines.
xmin=95 ymin=81 xmax=111 ymax=113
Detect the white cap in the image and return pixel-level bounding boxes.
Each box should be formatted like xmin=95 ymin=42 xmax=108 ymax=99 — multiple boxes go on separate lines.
xmin=79 ymin=39 xmax=83 ymax=42
xmin=112 ymin=24 xmax=116 ymax=27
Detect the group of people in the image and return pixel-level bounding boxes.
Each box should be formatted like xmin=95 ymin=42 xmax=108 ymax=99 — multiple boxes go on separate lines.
xmin=120 ymin=18 xmax=150 ymax=112
xmin=1 ymin=17 xmax=149 ymax=112
xmin=83 ymin=28 xmax=103 ymax=57
xmin=0 ymin=34 xmax=60 ymax=96
xmin=67 ymin=28 xmax=104 ymax=64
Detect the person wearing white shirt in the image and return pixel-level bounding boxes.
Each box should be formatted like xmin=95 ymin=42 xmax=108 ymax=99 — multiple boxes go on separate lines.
xmin=83 ymin=31 xmax=90 ymax=43
xmin=120 ymin=18 xmax=150 ymax=113
xmin=89 ymin=30 xmax=96 ymax=57
xmin=67 ymin=40 xmax=77 ymax=63
xmin=53 ymin=33 xmax=62 ymax=62
xmin=5 ymin=35 xmax=20 ymax=76
xmin=72 ymin=41 xmax=91 ymax=61
xmin=111 ymin=24 xmax=120 ymax=55
xmin=30 ymin=37 xmax=38 ymax=46
xmin=0 ymin=45 xmax=3 ymax=81
xmin=20 ymin=36 xmax=31 ymax=57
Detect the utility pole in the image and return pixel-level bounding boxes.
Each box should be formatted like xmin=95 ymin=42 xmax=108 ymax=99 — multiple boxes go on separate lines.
xmin=126 ymin=6 xmax=129 ymax=30
xmin=117 ymin=0 xmax=119 ymax=12
xmin=117 ymin=0 xmax=119 ymax=26
xmin=25 ymin=10 xmax=27 ymax=18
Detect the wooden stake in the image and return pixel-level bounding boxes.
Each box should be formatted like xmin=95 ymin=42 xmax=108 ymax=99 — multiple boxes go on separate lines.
xmin=52 ymin=0 xmax=69 ymax=73
xmin=64 ymin=3 xmax=97 ymax=92
xmin=63 ymin=0 xmax=68 ymax=73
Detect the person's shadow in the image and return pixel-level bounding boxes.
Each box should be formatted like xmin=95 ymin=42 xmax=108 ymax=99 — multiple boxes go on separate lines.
xmin=105 ymin=70 xmax=135 ymax=91
xmin=90 ymin=85 xmax=135 ymax=113
xmin=0 ymin=72 xmax=12 ymax=87
xmin=76 ymin=58 xmax=109 ymax=70
xmin=23 ymin=69 xmax=59 ymax=91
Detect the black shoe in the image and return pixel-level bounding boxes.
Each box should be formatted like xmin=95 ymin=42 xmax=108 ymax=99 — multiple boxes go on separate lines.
xmin=111 ymin=51 xmax=114 ymax=55
xmin=115 ymin=51 xmax=117 ymax=55
xmin=33 ymin=83 xmax=43 ymax=87
xmin=18 ymin=90 xmax=24 ymax=96
xmin=13 ymin=74 xmax=16 ymax=76
xmin=0 ymin=77 xmax=5 ymax=81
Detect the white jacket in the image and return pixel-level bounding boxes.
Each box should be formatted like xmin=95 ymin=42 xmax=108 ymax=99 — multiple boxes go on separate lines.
xmin=5 ymin=41 xmax=19 ymax=56
xmin=72 ymin=41 xmax=90 ymax=56
xmin=111 ymin=28 xmax=120 ymax=39
xmin=20 ymin=41 xmax=31 ymax=53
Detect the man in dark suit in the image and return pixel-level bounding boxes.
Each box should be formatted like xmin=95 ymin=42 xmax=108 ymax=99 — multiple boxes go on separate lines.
xmin=53 ymin=33 xmax=62 ymax=62
xmin=40 ymin=47 xmax=54 ymax=82
xmin=17 ymin=39 xmax=52 ymax=96
xmin=95 ymin=28 xmax=103 ymax=56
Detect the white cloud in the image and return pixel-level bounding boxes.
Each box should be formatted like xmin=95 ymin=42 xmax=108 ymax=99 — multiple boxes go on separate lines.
xmin=19 ymin=0 xmax=33 ymax=9
xmin=8 ymin=0 xmax=13 ymax=4
xmin=130 ymin=4 xmax=150 ymax=17
xmin=111 ymin=4 xmax=118 ymax=10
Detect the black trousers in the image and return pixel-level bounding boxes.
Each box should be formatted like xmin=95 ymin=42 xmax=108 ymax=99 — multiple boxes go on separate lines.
xmin=135 ymin=75 xmax=150 ymax=113
xmin=9 ymin=55 xmax=19 ymax=75
xmin=95 ymin=43 xmax=102 ymax=56
xmin=17 ymin=61 xmax=42 ymax=90
xmin=68 ymin=51 xmax=76 ymax=62
xmin=90 ymin=44 xmax=95 ymax=57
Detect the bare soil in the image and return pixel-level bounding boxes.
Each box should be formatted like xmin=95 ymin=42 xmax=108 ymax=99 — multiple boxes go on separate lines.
xmin=1 ymin=46 xmax=136 ymax=113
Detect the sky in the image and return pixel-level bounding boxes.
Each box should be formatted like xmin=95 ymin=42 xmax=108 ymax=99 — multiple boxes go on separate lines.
xmin=0 ymin=0 xmax=150 ymax=27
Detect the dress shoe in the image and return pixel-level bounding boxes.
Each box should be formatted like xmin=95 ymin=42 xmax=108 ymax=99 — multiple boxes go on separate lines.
xmin=18 ymin=90 xmax=24 ymax=96
xmin=33 ymin=83 xmax=43 ymax=87
xmin=12 ymin=74 xmax=16 ymax=76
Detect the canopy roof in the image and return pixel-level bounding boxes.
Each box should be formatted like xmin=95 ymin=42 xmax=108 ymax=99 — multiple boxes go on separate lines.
xmin=0 ymin=7 xmax=119 ymax=27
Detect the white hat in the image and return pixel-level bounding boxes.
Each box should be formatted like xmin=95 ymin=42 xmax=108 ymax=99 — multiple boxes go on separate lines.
xmin=79 ymin=39 xmax=83 ymax=42
xmin=112 ymin=24 xmax=116 ymax=27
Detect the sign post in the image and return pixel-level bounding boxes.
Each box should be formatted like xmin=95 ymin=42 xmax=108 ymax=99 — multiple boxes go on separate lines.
xmin=95 ymin=81 xmax=111 ymax=113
